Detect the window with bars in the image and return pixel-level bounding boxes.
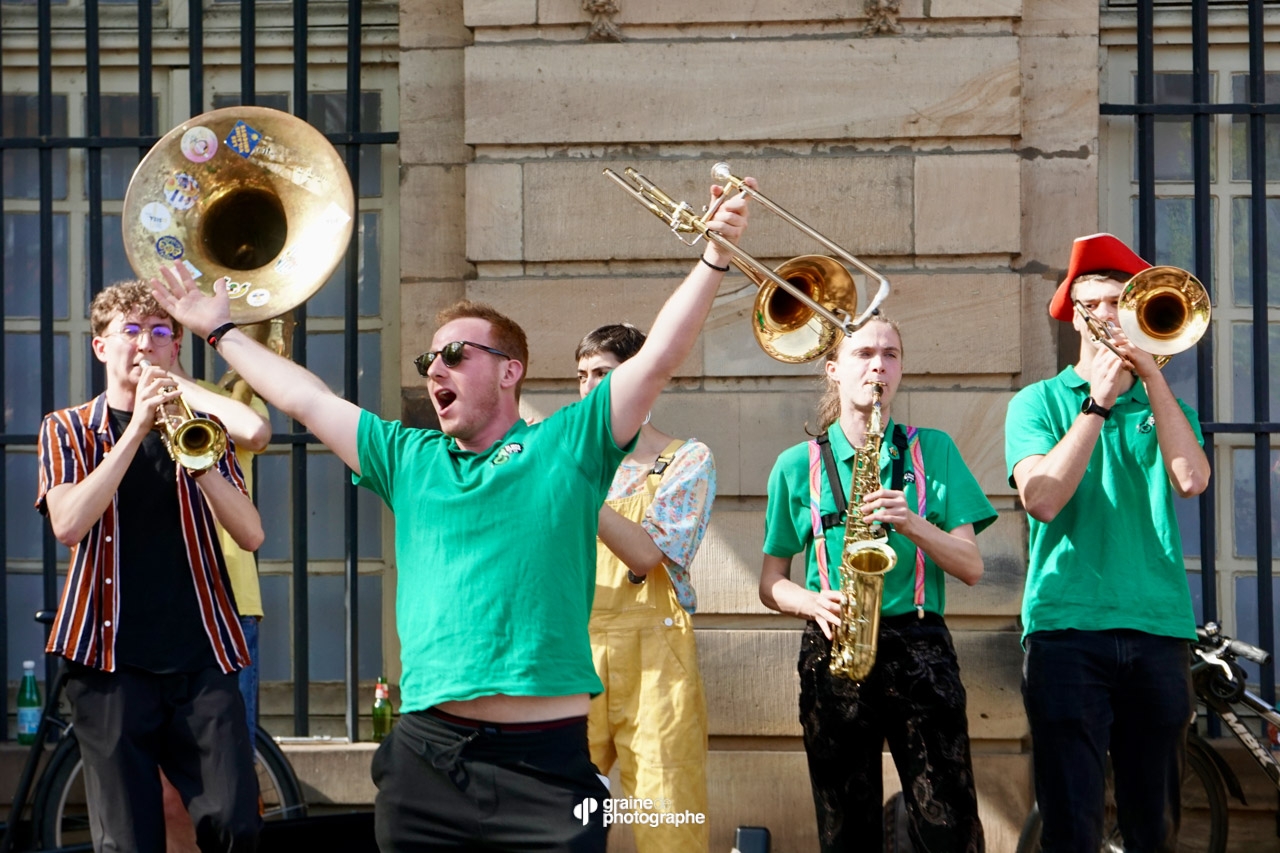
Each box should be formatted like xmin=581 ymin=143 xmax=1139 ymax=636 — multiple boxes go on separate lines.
xmin=1 ymin=23 xmax=400 ymax=732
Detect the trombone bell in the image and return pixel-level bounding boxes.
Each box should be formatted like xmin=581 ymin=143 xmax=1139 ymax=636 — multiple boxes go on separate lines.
xmin=750 ymin=255 xmax=859 ymax=364
xmin=1118 ymin=266 xmax=1211 ymax=357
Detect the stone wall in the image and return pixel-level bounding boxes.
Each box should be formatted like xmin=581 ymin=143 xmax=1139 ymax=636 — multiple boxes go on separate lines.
xmin=398 ymin=1 xmax=1105 ymax=849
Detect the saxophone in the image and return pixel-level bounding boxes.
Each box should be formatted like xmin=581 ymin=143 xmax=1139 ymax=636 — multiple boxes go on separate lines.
xmin=828 ymin=382 xmax=898 ymax=681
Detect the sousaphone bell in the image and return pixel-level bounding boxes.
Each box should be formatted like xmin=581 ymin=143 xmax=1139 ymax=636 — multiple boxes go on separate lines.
xmin=122 ymin=105 xmax=356 ymax=324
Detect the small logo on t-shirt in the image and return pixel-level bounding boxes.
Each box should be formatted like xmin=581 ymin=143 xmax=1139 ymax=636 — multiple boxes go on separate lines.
xmin=903 ymin=471 xmax=916 ymax=485
xmin=492 ymin=442 xmax=524 ymax=466
xmin=1138 ymin=414 xmax=1156 ymax=434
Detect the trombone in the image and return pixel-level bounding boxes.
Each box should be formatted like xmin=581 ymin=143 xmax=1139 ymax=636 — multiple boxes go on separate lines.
xmin=603 ymin=162 xmax=891 ymax=363
xmin=1074 ymin=266 xmax=1211 ymax=369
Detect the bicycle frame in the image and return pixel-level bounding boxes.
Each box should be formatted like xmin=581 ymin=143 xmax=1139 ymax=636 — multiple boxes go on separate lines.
xmin=1192 ymin=628 xmax=1280 ymax=793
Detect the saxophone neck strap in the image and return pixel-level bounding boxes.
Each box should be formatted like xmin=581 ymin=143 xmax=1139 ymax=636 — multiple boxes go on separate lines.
xmin=813 ymin=426 xmax=908 ymax=531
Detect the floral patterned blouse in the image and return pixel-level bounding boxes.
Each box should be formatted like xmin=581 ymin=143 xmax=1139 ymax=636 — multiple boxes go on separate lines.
xmin=606 ymin=438 xmax=716 ymax=613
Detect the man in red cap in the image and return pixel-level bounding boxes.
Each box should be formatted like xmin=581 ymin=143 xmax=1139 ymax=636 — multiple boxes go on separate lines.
xmin=1005 ymin=233 xmax=1210 ymax=852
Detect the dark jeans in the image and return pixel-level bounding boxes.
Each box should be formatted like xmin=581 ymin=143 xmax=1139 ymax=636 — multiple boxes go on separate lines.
xmin=1023 ymin=629 xmax=1194 ymax=853
xmin=237 ymin=615 xmax=260 ymax=737
xmin=798 ymin=615 xmax=984 ymax=853
xmin=65 ymin=662 xmax=260 ymax=853
xmin=371 ymin=709 xmax=609 ymax=852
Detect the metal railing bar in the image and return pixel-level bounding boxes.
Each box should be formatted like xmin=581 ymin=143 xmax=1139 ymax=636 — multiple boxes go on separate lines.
xmin=342 ymin=0 xmax=362 ymax=744
xmin=1246 ymin=0 xmax=1274 ymax=707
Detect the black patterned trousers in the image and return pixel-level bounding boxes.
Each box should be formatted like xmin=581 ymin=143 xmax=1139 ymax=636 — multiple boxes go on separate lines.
xmin=798 ymin=613 xmax=984 ymax=853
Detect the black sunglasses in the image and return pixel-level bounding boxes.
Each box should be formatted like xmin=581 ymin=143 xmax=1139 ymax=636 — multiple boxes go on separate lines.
xmin=415 ymin=340 xmax=512 ymax=376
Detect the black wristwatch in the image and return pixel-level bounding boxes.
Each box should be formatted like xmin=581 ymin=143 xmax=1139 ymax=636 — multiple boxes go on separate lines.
xmin=626 ymin=569 xmax=646 ymax=585
xmin=1081 ymin=396 xmax=1112 ymax=420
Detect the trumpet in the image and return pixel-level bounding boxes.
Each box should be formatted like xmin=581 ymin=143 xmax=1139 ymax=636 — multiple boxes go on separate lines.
xmin=604 ymin=162 xmax=891 ymax=363
xmin=141 ymin=359 xmax=227 ymax=473
xmin=1074 ymin=266 xmax=1211 ymax=369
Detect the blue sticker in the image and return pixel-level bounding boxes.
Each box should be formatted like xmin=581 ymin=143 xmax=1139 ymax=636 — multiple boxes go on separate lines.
xmin=155 ymin=235 xmax=184 ymax=261
xmin=225 ymin=121 xmax=263 ymax=158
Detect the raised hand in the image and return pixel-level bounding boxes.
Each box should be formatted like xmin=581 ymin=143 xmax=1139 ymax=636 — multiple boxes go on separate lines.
xmin=132 ymin=361 xmax=181 ymax=435
xmin=150 ymin=263 xmax=231 ymax=340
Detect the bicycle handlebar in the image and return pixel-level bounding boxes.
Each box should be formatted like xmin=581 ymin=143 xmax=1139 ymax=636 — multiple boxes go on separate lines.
xmin=1195 ymin=623 xmax=1272 ymax=666
xmin=1225 ymin=637 xmax=1271 ymax=665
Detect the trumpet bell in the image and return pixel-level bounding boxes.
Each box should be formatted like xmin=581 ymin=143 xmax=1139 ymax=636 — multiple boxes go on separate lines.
xmin=170 ymin=416 xmax=227 ymax=473
xmin=750 ymin=255 xmax=859 ymax=363
xmin=1118 ymin=266 xmax=1212 ymax=357
xmin=122 ymin=106 xmax=355 ymax=325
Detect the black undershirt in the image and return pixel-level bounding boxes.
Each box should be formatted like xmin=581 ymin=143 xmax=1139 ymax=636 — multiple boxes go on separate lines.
xmin=108 ymin=407 xmax=217 ymax=674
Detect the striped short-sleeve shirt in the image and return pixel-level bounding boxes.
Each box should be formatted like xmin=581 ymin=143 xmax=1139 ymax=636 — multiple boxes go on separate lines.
xmin=36 ymin=394 xmax=250 ymax=673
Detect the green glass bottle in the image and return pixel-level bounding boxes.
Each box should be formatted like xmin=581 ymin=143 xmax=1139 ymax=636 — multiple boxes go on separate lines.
xmin=372 ymin=676 xmax=392 ymax=742
xmin=17 ymin=660 xmax=41 ymax=746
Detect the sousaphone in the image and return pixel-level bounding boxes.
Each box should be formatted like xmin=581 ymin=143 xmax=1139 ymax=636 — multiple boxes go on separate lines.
xmin=122 ymin=106 xmax=355 ymax=324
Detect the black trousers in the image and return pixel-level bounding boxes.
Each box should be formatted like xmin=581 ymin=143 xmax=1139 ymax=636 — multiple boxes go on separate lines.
xmin=1023 ymin=629 xmax=1193 ymax=853
xmin=65 ymin=662 xmax=260 ymax=853
xmin=372 ymin=709 xmax=609 ymax=852
xmin=798 ymin=615 xmax=984 ymax=853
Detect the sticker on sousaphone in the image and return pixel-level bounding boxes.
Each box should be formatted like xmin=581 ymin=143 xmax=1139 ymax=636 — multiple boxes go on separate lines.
xmin=182 ymin=260 xmax=203 ymax=279
xmin=139 ymin=202 xmax=172 ymax=233
xmin=180 ymin=126 xmax=219 ymax=163
xmin=246 ymin=289 xmax=271 ymax=308
xmin=225 ymin=280 xmax=252 ymax=299
xmin=318 ymin=202 xmax=352 ymax=233
xmin=274 ymin=248 xmax=299 ymax=276
xmin=163 ymin=173 xmax=200 ymax=211
xmin=155 ymin=236 xmax=184 ymax=261
xmin=225 ymin=121 xmax=263 ymax=159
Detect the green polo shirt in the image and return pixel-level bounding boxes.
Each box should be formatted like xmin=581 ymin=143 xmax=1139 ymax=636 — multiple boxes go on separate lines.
xmin=1005 ymin=366 xmax=1202 ymax=643
xmin=353 ymin=374 xmax=631 ymax=713
xmin=763 ymin=420 xmax=996 ymax=617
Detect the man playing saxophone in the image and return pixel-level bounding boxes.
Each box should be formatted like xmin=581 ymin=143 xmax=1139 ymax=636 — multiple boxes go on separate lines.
xmin=759 ymin=315 xmax=995 ymax=853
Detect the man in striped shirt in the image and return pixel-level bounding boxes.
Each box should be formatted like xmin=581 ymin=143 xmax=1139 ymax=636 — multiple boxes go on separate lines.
xmin=36 ymin=280 xmax=266 ymax=853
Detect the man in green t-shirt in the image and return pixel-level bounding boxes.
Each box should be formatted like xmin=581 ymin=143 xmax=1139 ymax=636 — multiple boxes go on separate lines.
xmin=151 ymin=179 xmax=752 ymax=852
xmin=1005 ymin=233 xmax=1210 ymax=853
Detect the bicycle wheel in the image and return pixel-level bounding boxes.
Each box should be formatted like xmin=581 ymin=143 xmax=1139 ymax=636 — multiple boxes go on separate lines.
xmin=254 ymin=724 xmax=307 ymax=821
xmin=32 ymin=734 xmax=90 ymax=849
xmin=32 ymin=727 xmax=307 ymax=849
xmin=1013 ymin=739 xmax=1228 ymax=853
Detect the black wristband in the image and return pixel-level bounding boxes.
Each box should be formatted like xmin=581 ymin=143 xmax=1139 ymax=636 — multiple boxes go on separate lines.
xmin=626 ymin=569 xmax=646 ymax=585
xmin=700 ymin=256 xmax=731 ymax=273
xmin=207 ymin=322 xmax=237 ymax=349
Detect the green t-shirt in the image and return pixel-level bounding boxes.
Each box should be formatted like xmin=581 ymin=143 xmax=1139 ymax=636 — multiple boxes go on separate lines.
xmin=353 ymin=374 xmax=630 ymax=713
xmin=763 ymin=420 xmax=996 ymax=617
xmin=1004 ymin=366 xmax=1202 ymax=643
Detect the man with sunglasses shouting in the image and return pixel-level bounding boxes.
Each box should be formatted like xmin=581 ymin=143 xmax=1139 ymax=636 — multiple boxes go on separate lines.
xmin=151 ymin=176 xmax=753 ymax=852
xmin=36 ymin=280 xmax=266 ymax=852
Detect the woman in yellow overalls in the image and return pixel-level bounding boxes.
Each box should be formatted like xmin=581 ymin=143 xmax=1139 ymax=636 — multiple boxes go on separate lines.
xmin=575 ymin=324 xmax=715 ymax=853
